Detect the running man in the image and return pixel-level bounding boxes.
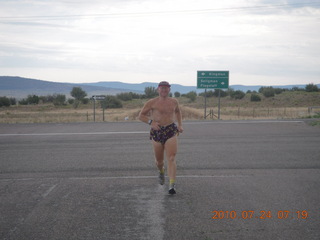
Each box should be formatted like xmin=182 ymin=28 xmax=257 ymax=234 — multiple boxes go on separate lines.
xmin=139 ymin=81 xmax=183 ymax=194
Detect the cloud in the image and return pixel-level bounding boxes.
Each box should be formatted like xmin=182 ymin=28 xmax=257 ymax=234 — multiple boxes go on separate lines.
xmin=0 ymin=0 xmax=319 ymax=85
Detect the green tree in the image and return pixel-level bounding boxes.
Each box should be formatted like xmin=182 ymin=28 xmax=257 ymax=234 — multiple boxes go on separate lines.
xmin=27 ymin=95 xmax=40 ymax=104
xmin=71 ymin=87 xmax=87 ymax=100
xmin=259 ymin=87 xmax=275 ymax=98
xmin=53 ymin=94 xmax=66 ymax=106
xmin=230 ymin=90 xmax=245 ymax=100
xmin=250 ymin=93 xmax=261 ymax=102
xmin=144 ymin=86 xmax=158 ymax=98
xmin=118 ymin=92 xmax=142 ymax=100
xmin=9 ymin=97 xmax=16 ymax=105
xmin=0 ymin=96 xmax=11 ymax=107
xmin=101 ymin=96 xmax=123 ymax=108
xmin=70 ymin=87 xmax=87 ymax=108
xmin=174 ymin=91 xmax=181 ymax=98
xmin=214 ymin=89 xmax=227 ymax=97
xmin=199 ymin=90 xmax=214 ymax=97
xmin=185 ymin=91 xmax=197 ymax=102
xmin=306 ymin=83 xmax=319 ymax=92
xmin=274 ymin=88 xmax=285 ymax=94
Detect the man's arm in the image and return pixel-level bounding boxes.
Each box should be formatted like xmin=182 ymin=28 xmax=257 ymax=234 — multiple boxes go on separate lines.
xmin=138 ymin=100 xmax=152 ymax=124
xmin=139 ymin=99 xmax=160 ymax=130
xmin=175 ymin=100 xmax=184 ymax=133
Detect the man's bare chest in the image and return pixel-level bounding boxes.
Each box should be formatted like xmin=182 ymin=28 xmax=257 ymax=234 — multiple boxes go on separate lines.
xmin=152 ymin=101 xmax=176 ymax=115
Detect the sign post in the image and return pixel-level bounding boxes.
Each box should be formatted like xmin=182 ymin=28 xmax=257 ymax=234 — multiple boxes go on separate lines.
xmin=92 ymin=95 xmax=106 ymax=122
xmin=197 ymin=71 xmax=229 ymax=119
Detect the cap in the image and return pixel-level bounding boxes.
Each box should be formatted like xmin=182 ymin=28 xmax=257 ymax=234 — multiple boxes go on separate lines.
xmin=158 ymin=81 xmax=171 ymax=87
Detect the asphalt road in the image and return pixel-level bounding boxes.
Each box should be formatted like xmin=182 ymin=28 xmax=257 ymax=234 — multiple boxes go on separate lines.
xmin=0 ymin=120 xmax=319 ymax=240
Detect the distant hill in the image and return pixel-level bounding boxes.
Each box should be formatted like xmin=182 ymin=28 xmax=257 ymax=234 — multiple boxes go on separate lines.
xmin=82 ymin=81 xmax=317 ymax=94
xmin=82 ymin=81 xmax=197 ymax=94
xmin=0 ymin=76 xmax=318 ymax=99
xmin=0 ymin=76 xmax=129 ymax=99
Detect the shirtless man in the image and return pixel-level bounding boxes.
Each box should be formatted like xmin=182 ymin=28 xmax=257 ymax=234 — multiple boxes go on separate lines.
xmin=139 ymin=81 xmax=183 ymax=194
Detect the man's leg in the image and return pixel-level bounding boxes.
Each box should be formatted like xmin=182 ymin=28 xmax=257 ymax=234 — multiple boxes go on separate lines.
xmin=152 ymin=140 xmax=165 ymax=185
xmin=152 ymin=140 xmax=165 ymax=171
xmin=165 ymin=136 xmax=178 ymax=193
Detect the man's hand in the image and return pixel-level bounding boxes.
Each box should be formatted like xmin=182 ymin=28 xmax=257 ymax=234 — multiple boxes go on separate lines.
xmin=178 ymin=126 xmax=184 ymax=133
xmin=151 ymin=121 xmax=161 ymax=131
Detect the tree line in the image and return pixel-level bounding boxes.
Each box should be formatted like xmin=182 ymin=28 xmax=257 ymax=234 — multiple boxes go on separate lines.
xmin=0 ymin=86 xmax=160 ymax=108
xmin=198 ymin=83 xmax=319 ymax=102
xmin=0 ymin=83 xmax=318 ymax=108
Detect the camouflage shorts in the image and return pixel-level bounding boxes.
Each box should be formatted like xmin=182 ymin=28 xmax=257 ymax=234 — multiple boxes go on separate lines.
xmin=150 ymin=122 xmax=178 ymax=145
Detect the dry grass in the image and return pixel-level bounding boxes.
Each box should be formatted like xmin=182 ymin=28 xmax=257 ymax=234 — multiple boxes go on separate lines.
xmin=0 ymin=92 xmax=319 ymax=124
xmin=0 ymin=105 xmax=316 ymax=124
xmin=0 ymin=106 xmax=141 ymax=124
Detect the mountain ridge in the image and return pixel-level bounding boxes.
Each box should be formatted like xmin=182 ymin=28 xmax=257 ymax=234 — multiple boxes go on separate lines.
xmin=0 ymin=76 xmax=318 ymax=99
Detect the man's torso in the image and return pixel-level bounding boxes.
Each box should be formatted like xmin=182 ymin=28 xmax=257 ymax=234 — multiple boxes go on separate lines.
xmin=150 ymin=97 xmax=177 ymax=126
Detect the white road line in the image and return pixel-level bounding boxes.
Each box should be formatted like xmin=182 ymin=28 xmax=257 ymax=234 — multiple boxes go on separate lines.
xmin=42 ymin=184 xmax=57 ymax=198
xmin=185 ymin=120 xmax=304 ymax=124
xmin=0 ymin=120 xmax=303 ymax=136
xmin=0 ymin=131 xmax=149 ymax=137
xmin=0 ymin=175 xmax=249 ymax=182
xmin=69 ymin=175 xmax=249 ymax=180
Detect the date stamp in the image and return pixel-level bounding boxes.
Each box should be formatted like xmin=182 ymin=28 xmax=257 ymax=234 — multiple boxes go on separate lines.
xmin=211 ymin=210 xmax=309 ymax=220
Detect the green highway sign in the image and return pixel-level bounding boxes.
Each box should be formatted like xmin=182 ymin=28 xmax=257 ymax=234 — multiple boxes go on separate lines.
xmin=197 ymin=71 xmax=229 ymax=89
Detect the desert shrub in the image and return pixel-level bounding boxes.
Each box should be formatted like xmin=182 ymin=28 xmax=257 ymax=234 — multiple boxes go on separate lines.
xmin=144 ymin=87 xmax=158 ymax=98
xmin=19 ymin=95 xmax=40 ymax=105
xmin=306 ymin=83 xmax=319 ymax=92
xmin=174 ymin=92 xmax=181 ymax=98
xmin=230 ymin=90 xmax=245 ymax=100
xmin=259 ymin=87 xmax=275 ymax=98
xmin=101 ymin=96 xmax=123 ymax=108
xmin=53 ymin=94 xmax=66 ymax=106
xmin=250 ymin=93 xmax=261 ymax=102
xmin=0 ymin=96 xmax=11 ymax=107
xmin=117 ymin=92 xmax=141 ymax=101
xmin=184 ymin=91 xmax=197 ymax=102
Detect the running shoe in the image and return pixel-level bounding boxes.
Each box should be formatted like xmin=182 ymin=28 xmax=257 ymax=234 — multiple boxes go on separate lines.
xmin=168 ymin=183 xmax=176 ymax=195
xmin=159 ymin=172 xmax=165 ymax=185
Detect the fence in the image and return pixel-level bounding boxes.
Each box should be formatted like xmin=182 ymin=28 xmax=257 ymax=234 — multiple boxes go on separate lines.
xmin=209 ymin=107 xmax=315 ymax=120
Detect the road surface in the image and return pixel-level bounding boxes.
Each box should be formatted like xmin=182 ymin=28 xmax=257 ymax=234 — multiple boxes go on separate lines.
xmin=0 ymin=120 xmax=319 ymax=240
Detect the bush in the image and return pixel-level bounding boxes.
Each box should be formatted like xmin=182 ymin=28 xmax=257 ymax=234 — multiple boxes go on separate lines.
xmin=199 ymin=90 xmax=227 ymax=98
xmin=40 ymin=95 xmax=55 ymax=103
xmin=27 ymin=95 xmax=40 ymax=104
xmin=230 ymin=90 xmax=245 ymax=100
xmin=259 ymin=87 xmax=275 ymax=98
xmin=185 ymin=91 xmax=197 ymax=102
xmin=274 ymin=88 xmax=285 ymax=94
xmin=68 ymin=99 xmax=74 ymax=105
xmin=144 ymin=87 xmax=158 ymax=98
xmin=199 ymin=90 xmax=214 ymax=98
xmin=174 ymin=92 xmax=181 ymax=98
xmin=0 ymin=96 xmax=11 ymax=107
xmin=250 ymin=93 xmax=261 ymax=102
xmin=9 ymin=97 xmax=16 ymax=105
xmin=291 ymin=87 xmax=305 ymax=92
xmin=18 ymin=98 xmax=29 ymax=105
xmin=117 ymin=92 xmax=133 ymax=101
xmin=53 ymin=94 xmax=66 ymax=106
xmin=214 ymin=89 xmax=227 ymax=97
xmin=101 ymin=96 xmax=123 ymax=108
xmin=19 ymin=95 xmax=40 ymax=105
xmin=82 ymin=98 xmax=90 ymax=104
xmin=306 ymin=83 xmax=319 ymax=92
xmin=70 ymin=87 xmax=87 ymax=100
xmin=116 ymin=92 xmax=141 ymax=101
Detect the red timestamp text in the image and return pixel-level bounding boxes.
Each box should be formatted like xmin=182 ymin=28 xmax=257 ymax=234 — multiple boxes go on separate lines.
xmin=211 ymin=210 xmax=309 ymax=220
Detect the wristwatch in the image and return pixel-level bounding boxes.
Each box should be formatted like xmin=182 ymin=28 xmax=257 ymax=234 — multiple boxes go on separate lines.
xmin=148 ymin=119 xmax=153 ymax=125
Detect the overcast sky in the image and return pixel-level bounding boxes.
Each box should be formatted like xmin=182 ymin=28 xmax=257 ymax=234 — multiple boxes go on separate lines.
xmin=0 ymin=0 xmax=319 ymax=86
